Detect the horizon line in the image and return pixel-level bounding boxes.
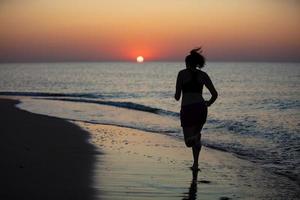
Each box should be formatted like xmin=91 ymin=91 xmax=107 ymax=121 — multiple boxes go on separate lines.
xmin=1 ymin=59 xmax=300 ymax=64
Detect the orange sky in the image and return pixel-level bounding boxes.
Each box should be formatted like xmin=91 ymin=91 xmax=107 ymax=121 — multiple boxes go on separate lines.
xmin=0 ymin=0 xmax=299 ymax=62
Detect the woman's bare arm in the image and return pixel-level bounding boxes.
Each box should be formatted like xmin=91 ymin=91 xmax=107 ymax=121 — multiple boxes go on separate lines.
xmin=203 ymin=73 xmax=218 ymax=106
xmin=174 ymin=71 xmax=182 ymax=101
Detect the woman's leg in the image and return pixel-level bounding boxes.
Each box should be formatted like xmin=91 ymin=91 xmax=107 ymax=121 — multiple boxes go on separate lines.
xmin=191 ymin=124 xmax=204 ymax=169
xmin=183 ymin=127 xmax=197 ymax=147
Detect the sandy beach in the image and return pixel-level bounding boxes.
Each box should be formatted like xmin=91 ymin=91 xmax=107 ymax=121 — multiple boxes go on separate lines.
xmin=1 ymin=97 xmax=299 ymax=200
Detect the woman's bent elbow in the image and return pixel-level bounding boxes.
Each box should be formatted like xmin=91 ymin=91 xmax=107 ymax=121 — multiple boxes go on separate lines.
xmin=214 ymin=91 xmax=218 ymax=99
xmin=211 ymin=91 xmax=218 ymax=101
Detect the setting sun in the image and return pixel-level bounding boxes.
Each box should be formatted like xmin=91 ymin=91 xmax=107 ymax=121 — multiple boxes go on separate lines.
xmin=136 ymin=56 xmax=144 ymax=63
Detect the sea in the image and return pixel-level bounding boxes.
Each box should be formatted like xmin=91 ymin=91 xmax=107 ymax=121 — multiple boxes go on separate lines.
xmin=0 ymin=61 xmax=299 ymax=185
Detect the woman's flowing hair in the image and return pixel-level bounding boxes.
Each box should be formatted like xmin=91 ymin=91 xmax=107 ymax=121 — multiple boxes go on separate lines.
xmin=185 ymin=47 xmax=205 ymax=68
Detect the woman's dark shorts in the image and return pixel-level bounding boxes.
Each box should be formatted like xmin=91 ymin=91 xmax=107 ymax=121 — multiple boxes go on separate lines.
xmin=180 ymin=102 xmax=207 ymax=127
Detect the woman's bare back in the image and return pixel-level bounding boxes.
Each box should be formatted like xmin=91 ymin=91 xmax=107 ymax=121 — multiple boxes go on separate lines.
xmin=175 ymin=68 xmax=218 ymax=106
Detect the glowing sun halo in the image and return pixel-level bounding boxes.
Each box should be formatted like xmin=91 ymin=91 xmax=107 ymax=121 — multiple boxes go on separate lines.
xmin=136 ymin=56 xmax=144 ymax=63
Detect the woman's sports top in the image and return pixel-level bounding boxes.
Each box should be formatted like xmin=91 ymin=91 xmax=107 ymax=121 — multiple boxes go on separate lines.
xmin=182 ymin=70 xmax=203 ymax=94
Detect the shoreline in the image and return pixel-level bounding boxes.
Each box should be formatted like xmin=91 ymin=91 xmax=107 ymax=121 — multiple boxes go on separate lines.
xmin=0 ymin=98 xmax=98 ymax=200
xmin=4 ymin=93 xmax=300 ymax=187
xmin=1 ymin=97 xmax=300 ymax=199
xmin=77 ymin=122 xmax=300 ymax=199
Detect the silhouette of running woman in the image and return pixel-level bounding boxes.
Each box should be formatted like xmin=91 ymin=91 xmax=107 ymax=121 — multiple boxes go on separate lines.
xmin=175 ymin=48 xmax=218 ymax=171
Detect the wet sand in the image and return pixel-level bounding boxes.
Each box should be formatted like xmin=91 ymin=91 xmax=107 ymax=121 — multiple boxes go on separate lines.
xmin=0 ymin=98 xmax=98 ymax=200
xmin=78 ymin=122 xmax=300 ymax=200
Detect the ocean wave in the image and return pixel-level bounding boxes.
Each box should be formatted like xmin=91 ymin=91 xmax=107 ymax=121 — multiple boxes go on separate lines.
xmin=0 ymin=91 xmax=103 ymax=99
xmin=0 ymin=91 xmax=169 ymax=100
xmin=0 ymin=91 xmax=179 ymax=117
xmin=207 ymin=118 xmax=258 ymax=136
xmin=261 ymin=98 xmax=300 ymax=110
xmin=203 ymin=139 xmax=300 ymax=185
xmin=41 ymin=97 xmax=180 ymax=117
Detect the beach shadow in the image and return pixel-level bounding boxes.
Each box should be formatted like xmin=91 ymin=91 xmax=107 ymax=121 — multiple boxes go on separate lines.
xmin=182 ymin=169 xmax=199 ymax=200
xmin=0 ymin=99 xmax=99 ymax=200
